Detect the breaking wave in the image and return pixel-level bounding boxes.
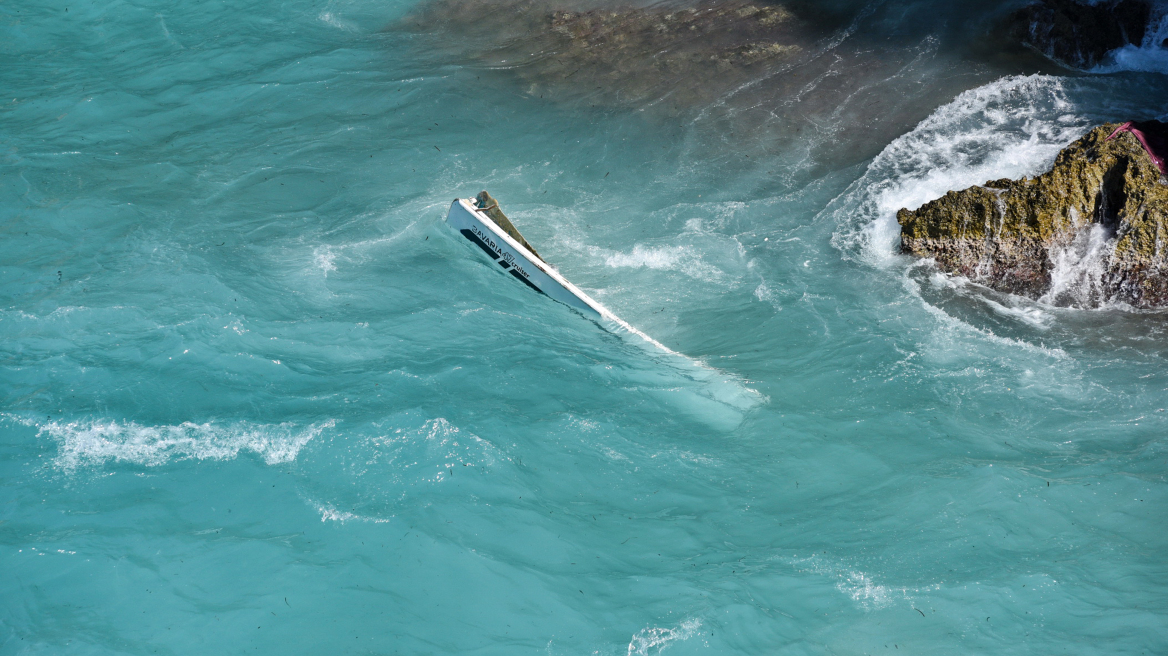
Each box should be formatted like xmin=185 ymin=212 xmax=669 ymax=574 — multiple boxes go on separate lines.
xmin=828 ymin=74 xmax=1088 ymax=266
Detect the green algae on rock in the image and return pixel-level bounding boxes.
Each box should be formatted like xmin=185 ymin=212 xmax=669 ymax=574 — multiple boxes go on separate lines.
xmin=897 ymin=123 xmax=1168 ymax=308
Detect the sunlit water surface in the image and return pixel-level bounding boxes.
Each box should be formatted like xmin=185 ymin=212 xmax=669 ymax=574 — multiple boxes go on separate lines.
xmin=3 ymin=0 xmax=1168 ymax=653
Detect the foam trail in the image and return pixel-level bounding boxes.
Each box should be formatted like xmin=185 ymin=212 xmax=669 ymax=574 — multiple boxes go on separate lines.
xmin=313 ymin=502 xmax=391 ymax=523
xmin=29 ymin=417 xmax=335 ymax=471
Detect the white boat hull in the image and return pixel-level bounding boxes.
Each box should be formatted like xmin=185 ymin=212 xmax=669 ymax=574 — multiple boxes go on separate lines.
xmin=444 ymin=197 xmax=766 ymax=424
xmin=445 ymin=198 xmax=606 ymax=319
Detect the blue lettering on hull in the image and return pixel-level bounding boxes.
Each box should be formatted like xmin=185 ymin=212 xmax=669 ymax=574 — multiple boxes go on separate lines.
xmin=460 ymin=227 xmax=545 ymax=296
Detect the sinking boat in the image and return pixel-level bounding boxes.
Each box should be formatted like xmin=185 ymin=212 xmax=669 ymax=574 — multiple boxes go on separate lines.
xmin=445 ymin=192 xmax=766 ymax=422
xmin=447 ymin=192 xmax=704 ymax=357
xmin=445 ymin=192 xmax=608 ymax=319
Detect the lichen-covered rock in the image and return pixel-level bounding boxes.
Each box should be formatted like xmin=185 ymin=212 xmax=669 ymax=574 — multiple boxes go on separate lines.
xmin=897 ymin=123 xmax=1168 ymax=308
xmin=1008 ymin=0 xmax=1152 ymax=69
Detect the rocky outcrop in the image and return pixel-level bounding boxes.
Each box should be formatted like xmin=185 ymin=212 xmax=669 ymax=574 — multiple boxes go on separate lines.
xmin=1008 ymin=0 xmax=1153 ymax=69
xmin=897 ymin=123 xmax=1168 ymax=308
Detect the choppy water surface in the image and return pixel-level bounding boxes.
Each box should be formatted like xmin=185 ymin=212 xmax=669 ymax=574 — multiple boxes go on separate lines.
xmin=2 ymin=0 xmax=1168 ymax=653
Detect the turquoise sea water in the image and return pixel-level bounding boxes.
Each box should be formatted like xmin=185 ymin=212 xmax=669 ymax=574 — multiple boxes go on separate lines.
xmin=3 ymin=0 xmax=1168 ymax=653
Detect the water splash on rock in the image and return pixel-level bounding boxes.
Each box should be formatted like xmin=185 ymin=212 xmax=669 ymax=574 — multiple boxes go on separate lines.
xmin=897 ymin=123 xmax=1168 ymax=308
xmin=1040 ymin=223 xmax=1117 ymax=307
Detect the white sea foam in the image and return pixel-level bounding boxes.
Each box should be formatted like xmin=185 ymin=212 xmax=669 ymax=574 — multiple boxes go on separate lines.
xmin=829 ymin=75 xmax=1086 ymax=266
xmin=1040 ymin=223 xmax=1115 ymax=307
xmin=603 ymin=243 xmax=730 ymax=285
xmin=372 ymin=417 xmax=505 ymax=480
xmin=318 ymin=10 xmax=358 ymax=31
xmin=792 ymin=555 xmax=934 ymax=611
xmin=626 ymin=618 xmax=702 ymax=656
xmin=305 ymin=221 xmax=420 ymax=279
xmin=37 ymin=418 xmax=334 ymax=471
xmin=600 ymin=446 xmax=632 ymax=463
xmin=550 ymin=202 xmax=746 ymax=288
xmin=313 ymin=245 xmax=338 ymax=275
xmin=605 ymin=244 xmax=685 ymax=270
xmin=836 ymin=569 xmax=901 ymax=608
xmin=314 ymin=502 xmax=391 ymax=523
xmin=981 ymin=297 xmax=1053 ymax=330
xmin=753 ymin=280 xmax=776 ymax=304
xmin=904 ymin=273 xmax=1069 ymax=360
xmin=420 ymin=417 xmax=496 ymax=460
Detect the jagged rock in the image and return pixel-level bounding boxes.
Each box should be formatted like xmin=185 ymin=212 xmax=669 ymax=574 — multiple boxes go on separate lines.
xmin=1008 ymin=0 xmax=1152 ymax=69
xmin=897 ymin=123 xmax=1168 ymax=308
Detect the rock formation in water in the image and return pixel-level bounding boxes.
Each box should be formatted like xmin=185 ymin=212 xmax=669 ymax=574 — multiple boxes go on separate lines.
xmin=897 ymin=123 xmax=1168 ymax=308
xmin=401 ymin=0 xmax=805 ymax=106
xmin=1008 ymin=0 xmax=1152 ymax=69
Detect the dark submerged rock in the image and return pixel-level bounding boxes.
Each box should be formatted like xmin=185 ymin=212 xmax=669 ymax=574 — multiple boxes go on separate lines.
xmin=401 ymin=0 xmax=807 ymax=107
xmin=398 ymin=0 xmax=1049 ymax=176
xmin=1008 ymin=0 xmax=1152 ymax=69
xmin=897 ymin=123 xmax=1168 ymax=309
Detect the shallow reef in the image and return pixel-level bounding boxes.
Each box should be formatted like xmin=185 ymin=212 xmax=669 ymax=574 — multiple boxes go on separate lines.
xmin=401 ymin=0 xmax=808 ymax=106
xmin=396 ymin=0 xmax=1025 ymax=178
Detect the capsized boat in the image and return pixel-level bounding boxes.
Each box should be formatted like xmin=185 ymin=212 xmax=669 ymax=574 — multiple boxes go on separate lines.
xmin=445 ymin=191 xmax=608 ymax=319
xmin=445 ymin=191 xmax=767 ymax=424
xmin=446 ymin=191 xmax=678 ymax=352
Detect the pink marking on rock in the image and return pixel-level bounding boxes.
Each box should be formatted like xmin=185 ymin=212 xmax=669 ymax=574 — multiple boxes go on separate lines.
xmin=1107 ymin=120 xmax=1168 ymax=175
